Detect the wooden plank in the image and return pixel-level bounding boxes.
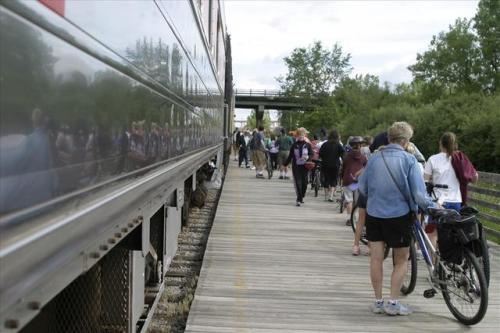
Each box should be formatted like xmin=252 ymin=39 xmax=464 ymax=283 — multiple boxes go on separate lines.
xmin=478 ymin=212 xmax=500 ymax=225
xmin=185 ymin=163 xmax=500 ymax=333
xmin=484 ymin=226 xmax=500 ymax=240
xmin=469 ymin=197 xmax=500 ymax=211
xmin=468 ymin=185 xmax=500 ymax=198
xmin=478 ymin=171 xmax=500 ymax=184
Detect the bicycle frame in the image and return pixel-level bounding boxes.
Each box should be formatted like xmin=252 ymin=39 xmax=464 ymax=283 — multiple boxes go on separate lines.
xmin=411 ymin=217 xmax=437 ymax=278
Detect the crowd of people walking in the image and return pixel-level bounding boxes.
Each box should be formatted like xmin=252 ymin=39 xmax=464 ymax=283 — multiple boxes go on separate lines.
xmin=231 ymin=120 xmax=479 ymax=316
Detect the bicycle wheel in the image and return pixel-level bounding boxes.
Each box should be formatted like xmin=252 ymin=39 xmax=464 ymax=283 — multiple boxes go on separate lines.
xmin=478 ymin=229 xmax=490 ymax=287
xmin=400 ymin=238 xmax=417 ymax=295
xmin=338 ymin=192 xmax=345 ymax=213
xmin=439 ymin=249 xmax=488 ymax=325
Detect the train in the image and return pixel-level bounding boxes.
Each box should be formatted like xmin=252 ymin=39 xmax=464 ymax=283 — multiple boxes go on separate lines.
xmin=0 ymin=0 xmax=234 ymax=331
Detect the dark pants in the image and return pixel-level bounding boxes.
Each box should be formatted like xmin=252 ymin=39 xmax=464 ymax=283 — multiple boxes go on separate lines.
xmin=239 ymin=148 xmax=248 ymax=167
xmin=292 ymin=165 xmax=308 ymax=202
xmin=270 ymin=152 xmax=278 ymax=169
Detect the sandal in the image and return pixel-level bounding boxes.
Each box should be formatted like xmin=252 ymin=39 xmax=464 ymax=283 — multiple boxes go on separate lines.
xmin=352 ymin=245 xmax=360 ymax=256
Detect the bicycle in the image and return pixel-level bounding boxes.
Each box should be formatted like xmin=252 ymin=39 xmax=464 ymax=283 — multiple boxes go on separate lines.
xmin=311 ymin=159 xmax=321 ymax=197
xmin=405 ymin=206 xmax=488 ymax=325
xmin=424 ymin=183 xmax=490 ymax=287
xmin=338 ymin=190 xmax=345 ymax=213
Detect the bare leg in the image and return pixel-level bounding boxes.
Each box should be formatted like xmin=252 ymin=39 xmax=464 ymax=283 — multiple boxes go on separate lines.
xmin=428 ymin=229 xmax=437 ymax=249
xmin=370 ymin=241 xmax=385 ymax=299
xmin=329 ymin=186 xmax=335 ymax=197
xmin=390 ymin=247 xmax=410 ymax=299
xmin=346 ymin=202 xmax=353 ymax=215
xmin=354 ymin=208 xmax=366 ymax=247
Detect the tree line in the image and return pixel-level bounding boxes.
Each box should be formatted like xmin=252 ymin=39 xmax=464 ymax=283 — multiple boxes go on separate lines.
xmin=276 ymin=0 xmax=499 ymax=172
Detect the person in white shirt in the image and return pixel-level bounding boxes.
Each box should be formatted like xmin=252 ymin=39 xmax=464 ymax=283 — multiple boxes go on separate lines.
xmin=424 ymin=132 xmax=462 ymax=247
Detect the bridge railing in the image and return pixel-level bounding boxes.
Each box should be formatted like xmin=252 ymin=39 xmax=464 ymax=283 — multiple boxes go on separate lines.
xmin=470 ymin=171 xmax=500 ymax=243
xmin=234 ymin=89 xmax=286 ymax=97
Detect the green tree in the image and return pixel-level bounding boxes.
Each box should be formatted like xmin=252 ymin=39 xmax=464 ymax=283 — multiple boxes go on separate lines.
xmin=474 ymin=0 xmax=500 ymax=92
xmin=409 ymin=18 xmax=482 ymax=96
xmin=276 ymin=41 xmax=351 ymax=97
xmin=246 ymin=110 xmax=271 ymax=130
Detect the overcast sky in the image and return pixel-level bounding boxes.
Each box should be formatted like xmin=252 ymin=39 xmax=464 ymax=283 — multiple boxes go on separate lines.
xmin=225 ymin=0 xmax=479 ymax=120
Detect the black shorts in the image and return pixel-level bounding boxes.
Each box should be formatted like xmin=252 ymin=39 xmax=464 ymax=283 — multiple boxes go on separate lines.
xmin=322 ymin=166 xmax=339 ymax=187
xmin=357 ymin=193 xmax=367 ymax=209
xmin=366 ymin=213 xmax=412 ymax=248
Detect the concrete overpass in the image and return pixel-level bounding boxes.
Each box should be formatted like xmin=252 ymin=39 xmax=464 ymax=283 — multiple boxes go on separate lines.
xmin=234 ymin=89 xmax=312 ymax=127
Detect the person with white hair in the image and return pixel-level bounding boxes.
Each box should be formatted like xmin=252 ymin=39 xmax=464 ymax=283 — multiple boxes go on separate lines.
xmin=284 ymin=127 xmax=313 ymax=206
xmin=358 ymin=121 xmax=436 ymax=316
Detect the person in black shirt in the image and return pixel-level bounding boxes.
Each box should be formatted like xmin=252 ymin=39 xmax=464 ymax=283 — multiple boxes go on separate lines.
xmin=319 ymin=130 xmax=345 ymax=201
xmin=285 ymin=127 xmax=313 ymax=206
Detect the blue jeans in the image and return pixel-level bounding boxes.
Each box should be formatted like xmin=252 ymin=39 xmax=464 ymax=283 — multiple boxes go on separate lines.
xmin=443 ymin=202 xmax=461 ymax=211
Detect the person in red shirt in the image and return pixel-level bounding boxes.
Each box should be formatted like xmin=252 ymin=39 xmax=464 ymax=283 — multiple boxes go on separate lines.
xmin=342 ymin=136 xmax=367 ymax=223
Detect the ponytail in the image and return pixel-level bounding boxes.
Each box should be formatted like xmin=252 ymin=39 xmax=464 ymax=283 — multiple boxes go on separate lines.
xmin=440 ymin=132 xmax=457 ymax=157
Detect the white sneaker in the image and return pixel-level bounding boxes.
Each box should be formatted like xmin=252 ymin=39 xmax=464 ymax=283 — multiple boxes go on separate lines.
xmin=384 ymin=301 xmax=412 ymax=316
xmin=371 ymin=300 xmax=385 ymax=314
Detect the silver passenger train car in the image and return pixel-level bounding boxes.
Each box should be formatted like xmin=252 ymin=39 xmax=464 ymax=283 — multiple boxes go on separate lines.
xmin=0 ymin=0 xmax=233 ymax=331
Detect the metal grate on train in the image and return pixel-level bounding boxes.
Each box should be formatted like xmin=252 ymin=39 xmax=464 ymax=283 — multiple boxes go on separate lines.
xmin=20 ymin=246 xmax=131 ymax=333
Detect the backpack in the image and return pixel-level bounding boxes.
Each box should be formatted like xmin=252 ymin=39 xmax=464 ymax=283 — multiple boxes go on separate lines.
xmin=451 ymin=151 xmax=478 ymax=204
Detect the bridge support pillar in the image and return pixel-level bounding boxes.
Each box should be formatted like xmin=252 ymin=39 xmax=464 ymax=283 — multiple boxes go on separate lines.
xmin=256 ymin=105 xmax=264 ymax=128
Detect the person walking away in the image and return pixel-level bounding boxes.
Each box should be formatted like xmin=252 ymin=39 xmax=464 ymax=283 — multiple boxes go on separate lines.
xmin=277 ymin=128 xmax=294 ymax=179
xmin=423 ymin=132 xmax=476 ymax=247
xmin=309 ymin=135 xmax=321 ymax=189
xmin=253 ymin=126 xmax=267 ymax=178
xmin=268 ymin=134 xmax=279 ymax=170
xmin=319 ymin=130 xmax=345 ymax=202
xmin=358 ymin=121 xmax=436 ymax=316
xmin=238 ymin=130 xmax=250 ymax=168
xmin=232 ymin=128 xmax=240 ymax=161
xmin=342 ymin=136 xmax=367 ymax=224
xmin=248 ymin=129 xmax=257 ymax=170
xmin=285 ymin=127 xmax=313 ymax=206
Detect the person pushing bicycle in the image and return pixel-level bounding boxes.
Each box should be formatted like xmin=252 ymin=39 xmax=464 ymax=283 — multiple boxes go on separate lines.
xmin=358 ymin=121 xmax=437 ymax=316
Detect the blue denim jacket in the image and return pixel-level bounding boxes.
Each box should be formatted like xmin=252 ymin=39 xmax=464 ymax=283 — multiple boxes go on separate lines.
xmin=358 ymin=144 xmax=436 ymax=218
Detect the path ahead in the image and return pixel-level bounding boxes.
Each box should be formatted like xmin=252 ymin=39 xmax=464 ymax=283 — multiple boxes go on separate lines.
xmin=186 ymin=163 xmax=499 ymax=332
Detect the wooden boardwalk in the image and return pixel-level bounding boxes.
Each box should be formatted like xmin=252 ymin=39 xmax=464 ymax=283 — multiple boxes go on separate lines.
xmin=186 ymin=163 xmax=500 ymax=332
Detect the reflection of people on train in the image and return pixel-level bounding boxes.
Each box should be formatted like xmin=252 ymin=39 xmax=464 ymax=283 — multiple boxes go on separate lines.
xmin=0 ymin=108 xmax=58 ymax=214
xmin=147 ymin=122 xmax=161 ymax=163
xmin=128 ymin=120 xmax=148 ymax=170
xmin=161 ymin=122 xmax=170 ymax=159
xmin=55 ymin=124 xmax=79 ymax=192
xmin=81 ymin=126 xmax=99 ymax=184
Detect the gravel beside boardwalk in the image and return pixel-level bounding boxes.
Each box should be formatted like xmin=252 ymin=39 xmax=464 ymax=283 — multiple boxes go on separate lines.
xmin=186 ymin=163 xmax=500 ymax=332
